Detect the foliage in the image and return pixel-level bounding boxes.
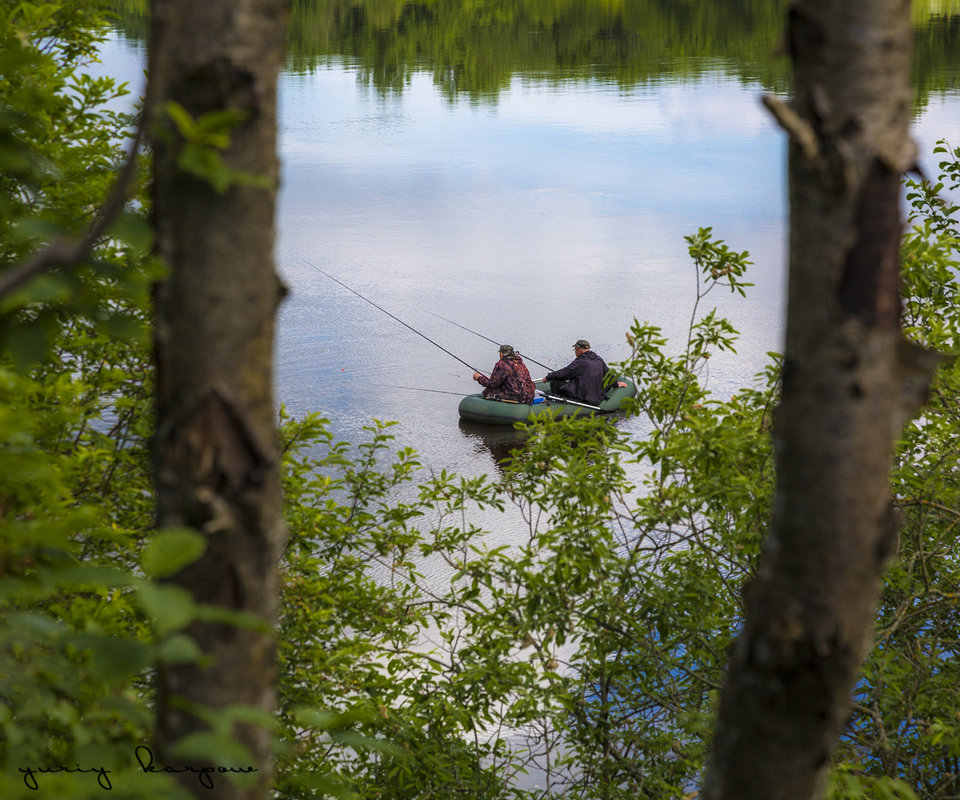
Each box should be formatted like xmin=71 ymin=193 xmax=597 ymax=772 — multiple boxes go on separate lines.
xmin=831 ymin=143 xmax=960 ymax=800
xmin=0 ymin=0 xmax=155 ymax=364
xmin=157 ymin=101 xmax=273 ymax=194
xmin=275 ymin=414 xmax=532 ymax=798
xmin=0 ymin=2 xmax=180 ymax=797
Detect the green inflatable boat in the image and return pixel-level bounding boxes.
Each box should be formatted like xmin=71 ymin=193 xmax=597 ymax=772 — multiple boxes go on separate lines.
xmin=458 ymin=379 xmax=637 ymax=425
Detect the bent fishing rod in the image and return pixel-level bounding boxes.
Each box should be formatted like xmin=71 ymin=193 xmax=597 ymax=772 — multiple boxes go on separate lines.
xmin=298 ymin=256 xmax=487 ymax=376
xmin=298 ymin=257 xmax=602 ymax=409
xmin=425 ymin=311 xmax=555 ymax=372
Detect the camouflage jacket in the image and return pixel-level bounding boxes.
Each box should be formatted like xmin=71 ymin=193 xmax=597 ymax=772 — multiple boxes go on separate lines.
xmin=477 ymin=354 xmax=536 ymax=403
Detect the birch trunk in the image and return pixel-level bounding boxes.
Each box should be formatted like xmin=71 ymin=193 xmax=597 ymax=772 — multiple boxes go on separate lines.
xmin=148 ymin=2 xmax=289 ymax=797
xmin=704 ymin=1 xmax=940 ymax=798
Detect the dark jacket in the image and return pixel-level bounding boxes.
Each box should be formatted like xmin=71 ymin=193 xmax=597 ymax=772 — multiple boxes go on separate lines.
xmin=477 ymin=354 xmax=536 ymax=403
xmin=545 ymin=350 xmax=609 ymax=405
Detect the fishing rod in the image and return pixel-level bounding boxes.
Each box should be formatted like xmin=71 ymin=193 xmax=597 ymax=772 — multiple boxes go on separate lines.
xmin=426 ymin=310 xmax=555 ymax=372
xmin=299 ymin=256 xmax=486 ymax=376
xmin=298 ymin=257 xmax=602 ymax=410
xmin=542 ymin=394 xmax=602 ymax=411
xmin=401 ymin=384 xmax=601 ymax=411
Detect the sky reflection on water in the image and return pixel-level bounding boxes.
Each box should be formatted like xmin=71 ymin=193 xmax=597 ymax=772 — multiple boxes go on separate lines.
xmin=277 ymin=64 xmax=784 ymax=464
xmin=93 ymin=33 xmax=960 ymax=482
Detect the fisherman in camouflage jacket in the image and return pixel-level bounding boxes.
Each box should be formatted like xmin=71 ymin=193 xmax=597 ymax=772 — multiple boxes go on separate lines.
xmin=472 ymin=345 xmax=536 ymax=403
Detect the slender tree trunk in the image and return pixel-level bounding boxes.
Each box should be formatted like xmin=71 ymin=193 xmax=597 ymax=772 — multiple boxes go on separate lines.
xmin=148 ymin=2 xmax=289 ymax=797
xmin=703 ymin=1 xmax=939 ymax=798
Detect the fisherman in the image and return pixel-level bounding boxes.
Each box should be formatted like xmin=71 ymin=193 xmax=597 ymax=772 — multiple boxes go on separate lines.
xmin=543 ymin=339 xmax=625 ymax=406
xmin=472 ymin=345 xmax=536 ymax=403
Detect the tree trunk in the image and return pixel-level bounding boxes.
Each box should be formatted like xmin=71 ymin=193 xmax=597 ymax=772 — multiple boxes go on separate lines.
xmin=703 ymin=1 xmax=940 ymax=799
xmin=148 ymin=1 xmax=288 ymax=797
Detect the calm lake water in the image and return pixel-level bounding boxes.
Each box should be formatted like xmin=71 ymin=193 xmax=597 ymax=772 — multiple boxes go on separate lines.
xmin=99 ymin=9 xmax=960 ymax=486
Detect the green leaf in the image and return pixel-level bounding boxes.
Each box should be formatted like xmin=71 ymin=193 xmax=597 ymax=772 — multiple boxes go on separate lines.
xmin=193 ymin=604 xmax=271 ymax=634
xmin=281 ymin=772 xmax=358 ymax=799
xmin=108 ymin=211 xmax=154 ymax=254
xmin=136 ymin=583 xmax=197 ymax=637
xmin=3 ymin=318 xmax=50 ymax=368
xmin=71 ymin=633 xmax=154 ymax=682
xmin=157 ymin=633 xmax=203 ymax=664
xmin=165 ymin=100 xmax=198 ymax=139
xmin=141 ymin=528 xmax=207 ymax=578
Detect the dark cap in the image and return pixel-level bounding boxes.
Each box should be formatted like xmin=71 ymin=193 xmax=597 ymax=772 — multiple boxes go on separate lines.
xmin=499 ymin=344 xmax=514 ymax=355
xmin=573 ymin=339 xmax=590 ymax=350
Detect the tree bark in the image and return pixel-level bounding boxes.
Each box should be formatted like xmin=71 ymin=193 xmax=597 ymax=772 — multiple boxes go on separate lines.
xmin=703 ymin=2 xmax=940 ymax=799
xmin=148 ymin=1 xmax=289 ymax=797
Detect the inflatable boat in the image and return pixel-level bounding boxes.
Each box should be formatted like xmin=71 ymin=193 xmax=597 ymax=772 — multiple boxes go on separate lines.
xmin=457 ymin=379 xmax=637 ymax=425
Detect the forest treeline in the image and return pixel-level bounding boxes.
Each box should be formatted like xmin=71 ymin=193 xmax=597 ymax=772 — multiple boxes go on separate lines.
xmin=108 ymin=0 xmax=959 ymax=104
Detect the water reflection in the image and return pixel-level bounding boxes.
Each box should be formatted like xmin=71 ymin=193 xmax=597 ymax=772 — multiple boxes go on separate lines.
xmin=281 ymin=0 xmax=958 ymax=109
xmin=284 ymin=0 xmax=792 ymax=99
xmin=109 ymin=1 xmax=959 ymax=109
xmin=458 ymin=409 xmax=641 ymax=477
xmin=458 ymin=421 xmax=530 ymax=473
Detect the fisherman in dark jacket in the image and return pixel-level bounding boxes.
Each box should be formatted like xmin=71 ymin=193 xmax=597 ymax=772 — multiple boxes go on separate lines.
xmin=544 ymin=339 xmax=622 ymax=406
xmin=473 ymin=345 xmax=536 ymax=403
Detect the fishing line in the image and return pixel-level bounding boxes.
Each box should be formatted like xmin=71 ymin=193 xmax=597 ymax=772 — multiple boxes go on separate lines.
xmin=299 ymin=256 xmax=486 ymax=376
xmin=393 ymin=386 xmax=473 ymax=397
xmin=426 ymin=310 xmax=555 ymax=372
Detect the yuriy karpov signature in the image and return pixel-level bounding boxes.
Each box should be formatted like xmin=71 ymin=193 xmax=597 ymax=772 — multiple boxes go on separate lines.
xmin=18 ymin=746 xmax=258 ymax=791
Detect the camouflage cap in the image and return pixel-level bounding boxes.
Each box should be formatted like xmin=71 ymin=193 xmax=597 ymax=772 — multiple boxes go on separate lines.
xmin=573 ymin=339 xmax=590 ymax=350
xmin=499 ymin=344 xmax=515 ymax=355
